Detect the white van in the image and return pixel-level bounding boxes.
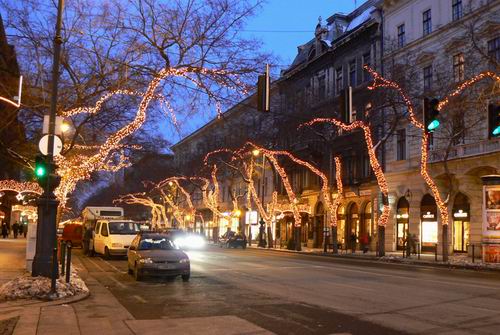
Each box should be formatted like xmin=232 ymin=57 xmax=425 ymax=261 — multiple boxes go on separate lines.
xmin=91 ymin=220 xmax=140 ymax=258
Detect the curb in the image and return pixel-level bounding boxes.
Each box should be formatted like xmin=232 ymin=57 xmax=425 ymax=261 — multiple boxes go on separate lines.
xmin=0 ymin=290 xmax=90 ymax=309
xmin=237 ymin=245 xmax=500 ymax=273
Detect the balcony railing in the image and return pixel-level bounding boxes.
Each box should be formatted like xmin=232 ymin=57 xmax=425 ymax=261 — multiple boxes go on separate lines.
xmin=428 ymin=139 xmax=500 ymax=163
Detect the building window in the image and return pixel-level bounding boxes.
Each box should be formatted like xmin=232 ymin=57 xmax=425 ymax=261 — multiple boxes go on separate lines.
xmin=423 ymin=9 xmax=432 ymax=36
xmin=397 ymin=24 xmax=406 ymax=48
xmin=487 ymin=37 xmax=500 ymax=62
xmin=362 ymin=52 xmax=371 ymax=82
xmin=349 ymin=60 xmax=356 ymax=87
xmin=318 ymin=74 xmax=326 ymax=100
xmin=396 ymin=129 xmax=407 ymax=160
xmin=336 ymin=67 xmax=343 ymax=94
xmin=423 ymin=65 xmax=432 ymax=91
xmin=452 ymin=0 xmax=463 ymax=21
xmin=453 ymin=53 xmax=464 ymax=82
xmin=362 ymin=154 xmax=370 ymax=178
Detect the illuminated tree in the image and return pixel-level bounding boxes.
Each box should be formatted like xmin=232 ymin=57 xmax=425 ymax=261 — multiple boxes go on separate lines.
xmin=114 ymin=192 xmax=167 ymax=229
xmin=365 ymin=65 xmax=500 ymax=260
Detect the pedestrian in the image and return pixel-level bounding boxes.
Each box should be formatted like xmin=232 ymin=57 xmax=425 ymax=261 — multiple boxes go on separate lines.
xmin=1 ymin=221 xmax=7 ymax=239
xmin=405 ymin=231 xmax=412 ymax=258
xmin=12 ymin=221 xmax=19 ymax=239
xmin=360 ymin=233 xmax=369 ymax=253
xmin=23 ymin=223 xmax=28 ymax=238
xmin=18 ymin=223 xmax=24 ymax=237
xmin=411 ymin=234 xmax=418 ymax=255
xmin=350 ymin=231 xmax=357 ymax=253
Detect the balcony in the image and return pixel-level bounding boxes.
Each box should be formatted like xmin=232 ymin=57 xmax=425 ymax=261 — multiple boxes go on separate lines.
xmin=428 ymin=139 xmax=500 ymax=163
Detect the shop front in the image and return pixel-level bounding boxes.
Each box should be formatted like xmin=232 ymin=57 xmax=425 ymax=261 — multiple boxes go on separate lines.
xmin=396 ymin=197 xmax=409 ymax=250
xmin=346 ymin=202 xmax=359 ymax=249
xmin=421 ymin=194 xmax=438 ymax=253
xmin=245 ymin=210 xmax=259 ymax=241
xmin=482 ymin=176 xmax=500 ymax=263
xmin=452 ymin=193 xmax=470 ymax=253
xmin=313 ymin=202 xmax=325 ymax=248
xmin=337 ymin=205 xmax=346 ymax=248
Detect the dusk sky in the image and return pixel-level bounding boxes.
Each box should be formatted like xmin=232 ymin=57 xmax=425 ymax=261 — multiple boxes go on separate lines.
xmin=172 ymin=0 xmax=359 ymax=144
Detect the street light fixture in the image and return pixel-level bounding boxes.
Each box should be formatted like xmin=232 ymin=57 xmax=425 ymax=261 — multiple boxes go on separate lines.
xmin=252 ymin=149 xmax=260 ymax=157
xmin=60 ymin=122 xmax=70 ymax=133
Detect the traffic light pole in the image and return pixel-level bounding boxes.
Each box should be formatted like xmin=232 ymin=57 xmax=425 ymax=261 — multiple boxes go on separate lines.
xmin=32 ymin=0 xmax=64 ymax=278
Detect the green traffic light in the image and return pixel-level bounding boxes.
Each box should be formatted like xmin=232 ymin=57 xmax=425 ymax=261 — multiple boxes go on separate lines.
xmin=35 ymin=166 xmax=46 ymax=177
xmin=427 ymin=119 xmax=440 ymax=132
xmin=493 ymin=125 xmax=500 ymax=137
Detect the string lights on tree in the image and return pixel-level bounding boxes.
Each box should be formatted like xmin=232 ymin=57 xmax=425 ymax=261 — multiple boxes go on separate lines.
xmin=364 ymin=65 xmax=499 ymax=228
xmin=114 ymin=192 xmax=167 ymax=229
xmin=0 ymin=180 xmax=43 ymax=197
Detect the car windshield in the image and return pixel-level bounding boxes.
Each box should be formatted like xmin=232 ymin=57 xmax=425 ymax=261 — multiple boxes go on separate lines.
xmin=108 ymin=222 xmax=140 ymax=235
xmin=138 ymin=237 xmax=177 ymax=250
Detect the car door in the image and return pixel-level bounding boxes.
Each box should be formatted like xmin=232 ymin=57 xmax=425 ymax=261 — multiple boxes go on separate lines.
xmin=99 ymin=222 xmax=110 ymax=254
xmin=128 ymin=236 xmax=140 ymax=268
xmin=94 ymin=222 xmax=103 ymax=254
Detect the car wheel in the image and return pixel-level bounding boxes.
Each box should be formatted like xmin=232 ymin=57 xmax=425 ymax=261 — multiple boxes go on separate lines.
xmin=104 ymin=247 xmax=111 ymax=259
xmin=134 ymin=264 xmax=143 ymax=281
xmin=181 ymin=273 xmax=190 ymax=282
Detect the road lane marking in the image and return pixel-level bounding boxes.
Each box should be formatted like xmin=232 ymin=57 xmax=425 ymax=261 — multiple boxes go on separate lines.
xmin=132 ymin=295 xmax=147 ymax=303
xmin=107 ymin=274 xmax=127 ymax=289
xmin=85 ymin=257 xmax=106 ymax=272
xmin=99 ymin=258 xmax=128 ymax=274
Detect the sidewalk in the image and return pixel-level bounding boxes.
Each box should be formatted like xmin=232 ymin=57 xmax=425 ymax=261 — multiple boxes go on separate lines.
xmin=245 ymin=242 xmax=500 ymax=271
xmin=0 ymin=238 xmax=273 ymax=335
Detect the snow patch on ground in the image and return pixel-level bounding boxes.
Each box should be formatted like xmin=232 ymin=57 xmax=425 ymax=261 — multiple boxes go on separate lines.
xmin=0 ymin=266 xmax=88 ymax=301
xmin=379 ymin=255 xmax=500 ymax=270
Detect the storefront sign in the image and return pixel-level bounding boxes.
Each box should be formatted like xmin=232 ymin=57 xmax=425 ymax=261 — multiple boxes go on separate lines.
xmin=396 ymin=213 xmax=409 ymax=219
xmin=422 ymin=211 xmax=435 ymax=219
xmin=453 ymin=209 xmax=468 ymax=218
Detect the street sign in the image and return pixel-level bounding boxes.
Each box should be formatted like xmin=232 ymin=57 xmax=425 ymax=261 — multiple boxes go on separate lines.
xmin=38 ymin=134 xmax=63 ymax=156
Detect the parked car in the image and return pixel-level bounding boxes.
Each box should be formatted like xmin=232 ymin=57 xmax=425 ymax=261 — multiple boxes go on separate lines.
xmin=91 ymin=220 xmax=140 ymax=258
xmin=127 ymin=233 xmax=190 ymax=281
xmin=61 ymin=223 xmax=83 ymax=248
xmin=219 ymin=234 xmax=247 ymax=249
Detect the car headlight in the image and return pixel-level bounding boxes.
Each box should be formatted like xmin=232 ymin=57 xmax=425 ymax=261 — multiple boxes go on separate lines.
xmin=111 ymin=243 xmax=123 ymax=247
xmin=179 ymin=258 xmax=190 ymax=264
xmin=139 ymin=257 xmax=153 ymax=264
xmin=174 ymin=238 xmax=185 ymax=247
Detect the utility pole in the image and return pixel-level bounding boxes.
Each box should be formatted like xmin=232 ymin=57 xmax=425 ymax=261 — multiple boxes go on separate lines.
xmin=32 ymin=0 xmax=64 ymax=277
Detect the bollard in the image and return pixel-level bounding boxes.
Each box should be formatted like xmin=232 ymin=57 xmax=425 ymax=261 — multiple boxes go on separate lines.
xmin=435 ymin=243 xmax=438 ymax=261
xmin=60 ymin=241 xmax=66 ymax=276
xmin=471 ymin=244 xmax=475 ymax=263
xmin=50 ymin=248 xmax=58 ymax=295
xmin=418 ymin=242 xmax=421 ymax=260
xmin=65 ymin=245 xmax=72 ymax=283
xmin=376 ymin=242 xmax=379 ymax=257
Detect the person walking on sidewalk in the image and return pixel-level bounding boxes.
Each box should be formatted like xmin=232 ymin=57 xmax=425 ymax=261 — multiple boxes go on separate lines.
xmin=12 ymin=221 xmax=19 ymax=239
xmin=1 ymin=221 xmax=8 ymax=239
xmin=18 ymin=223 xmax=24 ymax=238
xmin=405 ymin=231 xmax=412 ymax=258
xmin=350 ymin=231 xmax=357 ymax=253
xmin=360 ymin=233 xmax=369 ymax=254
xmin=23 ymin=223 xmax=28 ymax=238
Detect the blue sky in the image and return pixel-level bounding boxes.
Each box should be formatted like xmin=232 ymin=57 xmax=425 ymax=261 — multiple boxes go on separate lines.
xmin=244 ymin=0 xmax=358 ymax=67
xmin=170 ymin=1 xmax=359 ymax=145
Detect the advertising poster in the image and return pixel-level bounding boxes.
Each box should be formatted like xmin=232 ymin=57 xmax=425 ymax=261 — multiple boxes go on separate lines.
xmin=484 ymin=189 xmax=500 ymax=232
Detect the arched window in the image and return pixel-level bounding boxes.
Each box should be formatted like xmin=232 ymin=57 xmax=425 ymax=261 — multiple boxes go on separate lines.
xmin=396 ymin=197 xmax=409 ymax=250
xmin=452 ymin=192 xmax=470 ymax=252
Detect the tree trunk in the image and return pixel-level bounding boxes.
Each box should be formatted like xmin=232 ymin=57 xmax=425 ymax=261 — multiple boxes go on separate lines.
xmin=442 ymin=225 xmax=449 ymax=262
xmin=331 ymin=226 xmax=338 ymax=254
xmin=378 ymin=225 xmax=385 ymax=257
xmin=295 ymin=226 xmax=302 ymax=251
xmin=267 ymin=225 xmax=273 ymax=248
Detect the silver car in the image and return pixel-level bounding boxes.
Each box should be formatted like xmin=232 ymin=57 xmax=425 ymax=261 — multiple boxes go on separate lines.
xmin=127 ymin=233 xmax=190 ymax=281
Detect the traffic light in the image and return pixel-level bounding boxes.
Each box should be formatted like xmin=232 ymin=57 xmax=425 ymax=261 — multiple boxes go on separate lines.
xmin=34 ymin=154 xmax=61 ymax=194
xmin=339 ymin=86 xmax=353 ymax=123
xmin=34 ymin=154 xmax=48 ymax=182
xmin=257 ymin=64 xmax=270 ymax=112
xmin=488 ymin=104 xmax=500 ymax=138
xmin=423 ymin=98 xmax=440 ymax=132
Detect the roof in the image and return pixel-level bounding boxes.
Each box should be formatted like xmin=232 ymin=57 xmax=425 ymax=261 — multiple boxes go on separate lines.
xmin=284 ymin=0 xmax=379 ymax=74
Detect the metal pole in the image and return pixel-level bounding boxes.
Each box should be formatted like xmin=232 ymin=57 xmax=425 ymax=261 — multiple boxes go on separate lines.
xmin=50 ymin=248 xmax=57 ymax=295
xmin=60 ymin=241 xmax=66 ymax=276
xmin=323 ymin=228 xmax=327 ymax=253
xmin=435 ymin=243 xmax=438 ymax=261
xmin=471 ymin=244 xmax=475 ymax=263
xmin=32 ymin=0 xmax=64 ymax=278
xmin=65 ymin=245 xmax=72 ymax=283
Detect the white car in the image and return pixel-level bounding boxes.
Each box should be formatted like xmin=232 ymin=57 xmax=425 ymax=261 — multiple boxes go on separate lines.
xmin=91 ymin=220 xmax=140 ymax=258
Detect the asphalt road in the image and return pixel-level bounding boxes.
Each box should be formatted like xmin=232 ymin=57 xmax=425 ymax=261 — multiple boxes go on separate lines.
xmin=76 ymin=246 xmax=500 ymax=335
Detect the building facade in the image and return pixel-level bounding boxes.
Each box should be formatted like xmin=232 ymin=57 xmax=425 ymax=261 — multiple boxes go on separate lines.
xmin=382 ymin=0 xmax=500 ymax=255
